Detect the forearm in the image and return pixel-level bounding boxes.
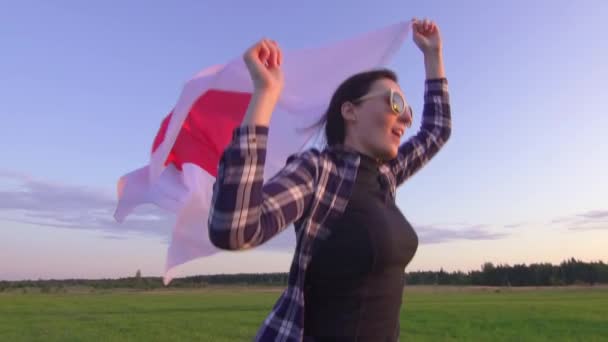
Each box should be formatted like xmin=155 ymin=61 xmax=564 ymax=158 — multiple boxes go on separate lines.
xmin=389 ymin=19 xmax=451 ymax=185
xmin=424 ymin=50 xmax=446 ymax=80
xmin=240 ymin=89 xmax=280 ymax=127
xmin=390 ymin=78 xmax=451 ymax=186
xmin=208 ymin=134 xmax=317 ymax=250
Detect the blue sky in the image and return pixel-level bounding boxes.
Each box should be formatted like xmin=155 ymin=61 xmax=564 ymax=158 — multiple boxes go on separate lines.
xmin=1 ymin=0 xmax=607 ymax=280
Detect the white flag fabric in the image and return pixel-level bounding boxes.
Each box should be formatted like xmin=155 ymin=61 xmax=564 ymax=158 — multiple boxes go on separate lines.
xmin=114 ymin=21 xmax=411 ymax=285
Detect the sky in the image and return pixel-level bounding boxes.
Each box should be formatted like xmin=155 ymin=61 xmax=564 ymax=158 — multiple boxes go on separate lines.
xmin=1 ymin=0 xmax=607 ymax=281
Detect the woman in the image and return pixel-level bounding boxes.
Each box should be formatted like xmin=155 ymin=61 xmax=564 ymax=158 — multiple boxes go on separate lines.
xmin=208 ymin=18 xmax=451 ymax=342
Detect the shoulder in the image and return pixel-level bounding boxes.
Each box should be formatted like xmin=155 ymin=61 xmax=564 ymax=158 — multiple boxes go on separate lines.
xmin=286 ymin=147 xmax=345 ymax=170
xmin=287 ymin=147 xmax=321 ymax=162
xmin=284 ymin=148 xmax=323 ymax=171
xmin=284 ymin=147 xmax=347 ymax=181
xmin=281 ymin=148 xmax=324 ymax=184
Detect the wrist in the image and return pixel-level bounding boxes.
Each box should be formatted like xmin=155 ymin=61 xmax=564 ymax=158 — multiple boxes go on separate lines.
xmin=253 ymin=86 xmax=281 ymax=99
xmin=423 ymin=49 xmax=443 ymax=62
xmin=241 ymin=89 xmax=281 ymax=126
xmin=423 ymin=51 xmax=445 ymax=79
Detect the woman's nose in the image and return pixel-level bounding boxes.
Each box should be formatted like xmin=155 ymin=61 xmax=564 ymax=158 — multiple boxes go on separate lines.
xmin=397 ymin=114 xmax=411 ymax=127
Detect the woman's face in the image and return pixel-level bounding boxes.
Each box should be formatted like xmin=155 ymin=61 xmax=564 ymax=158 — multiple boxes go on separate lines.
xmin=346 ymin=78 xmax=411 ymax=161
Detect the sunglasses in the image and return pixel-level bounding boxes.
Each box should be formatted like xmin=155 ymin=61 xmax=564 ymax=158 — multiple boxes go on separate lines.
xmin=355 ymin=89 xmax=413 ymax=128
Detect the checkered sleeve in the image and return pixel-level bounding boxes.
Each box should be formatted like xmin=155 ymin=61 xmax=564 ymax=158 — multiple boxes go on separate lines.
xmin=207 ymin=125 xmax=318 ymax=250
xmin=390 ymin=78 xmax=452 ymax=187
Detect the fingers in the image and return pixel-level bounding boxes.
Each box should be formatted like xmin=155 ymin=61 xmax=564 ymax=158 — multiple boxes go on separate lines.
xmin=274 ymin=40 xmax=282 ymax=67
xmin=268 ymin=40 xmax=281 ymax=68
xmin=258 ymin=40 xmax=271 ymax=66
xmin=429 ymin=20 xmax=438 ymax=34
xmin=412 ymin=17 xmax=438 ymax=34
xmin=251 ymin=38 xmax=282 ymax=68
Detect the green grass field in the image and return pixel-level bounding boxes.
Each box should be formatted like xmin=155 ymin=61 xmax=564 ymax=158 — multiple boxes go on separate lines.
xmin=1 ymin=286 xmax=607 ymax=341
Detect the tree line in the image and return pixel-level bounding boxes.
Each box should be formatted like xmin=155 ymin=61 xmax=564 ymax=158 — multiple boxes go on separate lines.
xmin=405 ymin=258 xmax=608 ymax=286
xmin=1 ymin=258 xmax=606 ymax=292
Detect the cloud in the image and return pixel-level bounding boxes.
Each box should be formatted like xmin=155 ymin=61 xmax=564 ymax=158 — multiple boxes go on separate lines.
xmin=576 ymin=210 xmax=608 ymax=220
xmin=102 ymin=235 xmax=130 ymax=240
xmin=256 ymin=223 xmax=509 ymax=252
xmin=549 ymin=209 xmax=608 ymax=231
xmin=503 ymin=222 xmax=526 ymax=229
xmin=0 ymin=171 xmax=174 ymax=239
xmin=567 ymin=220 xmax=608 ymax=231
xmin=415 ymin=224 xmax=508 ymax=244
xmin=0 ymin=171 xmax=517 ymax=248
xmin=551 ymin=217 xmax=572 ymax=224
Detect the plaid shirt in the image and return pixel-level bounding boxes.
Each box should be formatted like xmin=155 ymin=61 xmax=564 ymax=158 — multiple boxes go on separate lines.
xmin=208 ymin=78 xmax=451 ymax=341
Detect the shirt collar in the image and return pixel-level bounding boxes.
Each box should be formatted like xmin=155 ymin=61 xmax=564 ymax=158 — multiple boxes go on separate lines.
xmin=325 ymin=143 xmax=386 ymax=166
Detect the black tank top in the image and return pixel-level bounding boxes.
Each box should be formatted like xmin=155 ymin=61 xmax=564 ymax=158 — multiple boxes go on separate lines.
xmin=304 ymin=152 xmax=419 ymax=341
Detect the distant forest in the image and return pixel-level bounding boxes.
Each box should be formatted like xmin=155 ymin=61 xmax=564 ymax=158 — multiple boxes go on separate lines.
xmin=2 ymin=258 xmax=606 ymax=292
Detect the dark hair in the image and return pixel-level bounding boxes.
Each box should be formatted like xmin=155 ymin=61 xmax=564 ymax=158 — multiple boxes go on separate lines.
xmin=301 ymin=68 xmax=398 ymax=147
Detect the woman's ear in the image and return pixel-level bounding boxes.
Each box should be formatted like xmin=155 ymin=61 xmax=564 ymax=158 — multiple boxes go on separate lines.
xmin=341 ymin=101 xmax=357 ymax=123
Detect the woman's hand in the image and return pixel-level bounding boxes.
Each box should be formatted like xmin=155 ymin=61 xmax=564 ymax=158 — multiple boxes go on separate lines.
xmin=243 ymin=38 xmax=284 ymax=96
xmin=412 ymin=18 xmax=445 ymax=79
xmin=412 ymin=18 xmax=442 ymax=56
xmin=240 ymin=39 xmax=284 ymax=126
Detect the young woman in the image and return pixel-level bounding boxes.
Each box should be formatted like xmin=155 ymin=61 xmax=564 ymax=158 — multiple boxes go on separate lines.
xmin=208 ymin=18 xmax=451 ymax=342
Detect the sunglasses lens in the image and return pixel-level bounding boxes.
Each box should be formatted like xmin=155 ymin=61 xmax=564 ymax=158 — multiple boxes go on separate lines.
xmin=405 ymin=106 xmax=413 ymax=127
xmin=391 ymin=92 xmax=405 ymax=114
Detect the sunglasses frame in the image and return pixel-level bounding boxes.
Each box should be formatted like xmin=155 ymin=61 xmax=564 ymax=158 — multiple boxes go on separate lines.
xmin=355 ymin=89 xmax=414 ymax=128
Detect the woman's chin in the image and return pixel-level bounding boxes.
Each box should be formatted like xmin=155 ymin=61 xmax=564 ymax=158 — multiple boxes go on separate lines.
xmin=379 ymin=145 xmax=398 ymax=161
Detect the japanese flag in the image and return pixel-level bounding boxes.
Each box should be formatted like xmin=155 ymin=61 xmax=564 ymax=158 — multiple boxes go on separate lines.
xmin=114 ymin=21 xmax=410 ymax=285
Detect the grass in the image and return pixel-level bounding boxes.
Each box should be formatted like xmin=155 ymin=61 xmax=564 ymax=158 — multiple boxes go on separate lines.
xmin=399 ymin=286 xmax=608 ymax=341
xmin=0 ymin=286 xmax=606 ymax=341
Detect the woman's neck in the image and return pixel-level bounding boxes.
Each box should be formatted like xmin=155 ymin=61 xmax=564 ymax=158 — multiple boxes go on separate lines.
xmin=343 ymin=135 xmax=382 ymax=162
